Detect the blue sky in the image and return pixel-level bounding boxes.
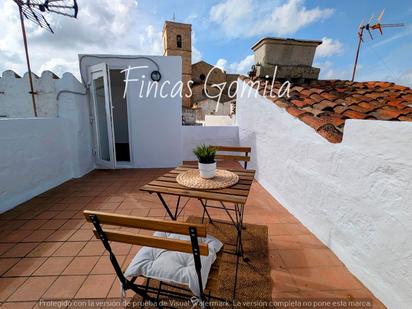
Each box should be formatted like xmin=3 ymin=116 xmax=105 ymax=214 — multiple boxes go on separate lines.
xmin=1 ymin=0 xmax=411 ymax=85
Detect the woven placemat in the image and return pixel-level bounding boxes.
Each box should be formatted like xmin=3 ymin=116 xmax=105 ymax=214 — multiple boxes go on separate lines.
xmin=176 ymin=169 xmax=239 ymax=189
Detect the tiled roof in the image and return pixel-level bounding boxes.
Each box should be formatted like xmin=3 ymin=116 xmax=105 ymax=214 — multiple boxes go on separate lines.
xmin=240 ymin=76 xmax=412 ymax=143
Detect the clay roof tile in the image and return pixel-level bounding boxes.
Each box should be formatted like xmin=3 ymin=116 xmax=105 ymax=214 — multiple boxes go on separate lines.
xmin=299 ymin=114 xmax=330 ymax=131
xmin=286 ymin=106 xmax=308 ymax=118
xmin=317 ymin=124 xmax=343 ymax=143
xmin=370 ymin=108 xmax=405 ymax=120
xmin=246 ymin=76 xmax=412 ymax=143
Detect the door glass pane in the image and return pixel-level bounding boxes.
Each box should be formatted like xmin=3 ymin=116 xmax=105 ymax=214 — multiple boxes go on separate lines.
xmin=93 ymin=77 xmax=110 ymax=161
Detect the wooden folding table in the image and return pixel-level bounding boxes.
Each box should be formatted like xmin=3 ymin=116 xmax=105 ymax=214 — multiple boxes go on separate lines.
xmin=140 ymin=165 xmax=256 ymax=258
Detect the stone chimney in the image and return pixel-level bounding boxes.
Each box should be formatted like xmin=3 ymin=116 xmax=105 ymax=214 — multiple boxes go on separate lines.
xmin=251 ymin=37 xmax=322 ymax=81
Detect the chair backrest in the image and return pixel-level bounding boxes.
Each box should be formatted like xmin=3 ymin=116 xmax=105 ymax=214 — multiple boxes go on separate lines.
xmin=83 ymin=210 xmax=210 ymax=302
xmin=211 ymin=145 xmax=251 ymax=169
xmin=83 ymin=210 xmax=209 ymax=256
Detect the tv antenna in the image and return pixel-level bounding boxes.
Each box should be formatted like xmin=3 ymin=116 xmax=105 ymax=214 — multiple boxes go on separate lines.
xmin=12 ymin=0 xmax=79 ymax=116
xmin=351 ymin=9 xmax=404 ymax=82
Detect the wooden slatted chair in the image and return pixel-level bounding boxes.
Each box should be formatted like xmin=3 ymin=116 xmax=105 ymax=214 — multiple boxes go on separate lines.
xmin=211 ymin=146 xmax=251 ymax=169
xmin=83 ymin=210 xmax=226 ymax=308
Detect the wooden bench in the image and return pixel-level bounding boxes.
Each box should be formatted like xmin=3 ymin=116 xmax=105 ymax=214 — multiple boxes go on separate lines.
xmin=83 ymin=210 xmax=225 ymax=307
xmin=211 ymin=145 xmax=251 ymax=169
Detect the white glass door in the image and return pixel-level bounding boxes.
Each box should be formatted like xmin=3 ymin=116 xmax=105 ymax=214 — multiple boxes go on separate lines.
xmin=89 ymin=63 xmax=116 ymax=168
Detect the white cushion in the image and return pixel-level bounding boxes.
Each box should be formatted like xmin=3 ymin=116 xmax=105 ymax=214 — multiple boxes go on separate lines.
xmin=124 ymin=232 xmax=223 ymax=297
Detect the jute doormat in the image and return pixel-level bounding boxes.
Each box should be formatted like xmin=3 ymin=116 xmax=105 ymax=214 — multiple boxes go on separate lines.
xmin=127 ymin=216 xmax=272 ymax=308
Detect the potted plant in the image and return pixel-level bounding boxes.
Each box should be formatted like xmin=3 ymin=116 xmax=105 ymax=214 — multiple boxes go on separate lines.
xmin=193 ymin=144 xmax=217 ymax=179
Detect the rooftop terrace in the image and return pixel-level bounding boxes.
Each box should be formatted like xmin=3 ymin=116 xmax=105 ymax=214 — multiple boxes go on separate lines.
xmin=0 ymin=163 xmax=385 ymax=308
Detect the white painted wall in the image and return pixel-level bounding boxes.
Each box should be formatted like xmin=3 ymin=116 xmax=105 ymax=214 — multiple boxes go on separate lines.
xmin=0 ymin=72 xmax=93 ymax=213
xmin=181 ymin=125 xmax=239 ymax=161
xmin=0 ymin=70 xmax=61 ymax=117
xmin=236 ymin=81 xmax=412 ymax=309
xmin=80 ymin=55 xmax=182 ymax=168
xmin=0 ymin=118 xmax=80 ymax=213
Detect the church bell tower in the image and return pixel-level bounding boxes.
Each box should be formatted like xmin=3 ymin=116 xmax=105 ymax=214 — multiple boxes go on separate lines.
xmin=162 ymin=21 xmax=192 ymax=108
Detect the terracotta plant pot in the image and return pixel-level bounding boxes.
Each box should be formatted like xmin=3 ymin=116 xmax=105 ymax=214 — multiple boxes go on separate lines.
xmin=198 ymin=162 xmax=216 ymax=179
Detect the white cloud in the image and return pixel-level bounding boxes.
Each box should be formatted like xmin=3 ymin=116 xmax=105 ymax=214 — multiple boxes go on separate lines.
xmin=396 ymin=69 xmax=412 ymax=87
xmin=216 ymin=59 xmax=228 ymax=71
xmin=0 ymin=0 xmax=162 ymax=78
xmin=316 ymin=37 xmax=343 ymax=57
xmin=215 ymin=54 xmax=255 ymax=74
xmin=191 ymin=31 xmax=202 ymax=63
xmin=192 ymin=47 xmax=202 ymax=63
xmin=210 ymin=0 xmax=334 ymax=38
xmin=316 ymin=60 xmax=350 ymax=80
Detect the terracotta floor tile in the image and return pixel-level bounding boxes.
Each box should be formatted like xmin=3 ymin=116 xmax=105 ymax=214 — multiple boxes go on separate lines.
xmin=0 ymin=277 xmax=27 ymax=301
xmin=22 ymin=230 xmax=54 ymax=242
xmin=104 ymin=196 xmax=125 ymax=203
xmin=60 ymin=196 xmax=94 ymax=206
xmin=2 ymin=243 xmax=39 ymax=258
xmin=1 ymin=230 xmax=32 ymax=243
xmin=279 ymin=248 xmax=342 ymax=268
xmin=17 ymin=211 xmax=43 ymax=221
xmin=74 ymin=274 xmax=115 ymax=299
xmin=4 ymin=257 xmax=46 ymax=277
xmin=333 ymin=289 xmax=380 ymax=302
xmin=0 ymin=258 xmax=21 ymax=275
xmin=126 ymin=245 xmax=141 ymax=257
xmin=26 ymin=242 xmax=63 ymax=257
xmin=148 ymin=208 xmax=166 ymax=217
xmin=7 ymin=276 xmax=57 ymax=301
xmin=268 ymin=250 xmax=287 ymax=270
xmin=59 ymin=219 xmax=84 ymax=230
xmin=53 ymin=210 xmax=77 ymax=219
xmin=268 ymin=223 xmax=311 ymax=236
xmin=0 ymin=301 xmax=36 ymax=309
xmin=1 ymin=301 xmax=37 ymax=309
xmin=0 ymin=243 xmax=15 ymax=255
xmin=39 ymin=219 xmax=68 ymax=230
xmin=298 ymin=289 xmax=338 ymax=298
xmin=109 ymin=242 xmax=132 ymax=256
xmin=68 ymin=229 xmax=94 ymax=242
xmin=289 ymin=266 xmax=365 ymax=291
xmin=19 ymin=220 xmax=48 ymax=230
xmin=128 ymin=209 xmax=149 ymax=217
xmin=46 ymin=229 xmax=75 ymax=242
xmin=96 ymin=202 xmax=120 ymax=210
xmin=52 ymin=242 xmax=85 ymax=257
xmin=0 ymin=168 xmax=385 ymax=307
xmin=91 ymin=255 xmax=126 ymax=275
xmin=271 ymin=290 xmax=301 ymax=300
xmin=35 ymin=211 xmax=61 ymax=220
xmin=42 ymin=275 xmax=87 ymax=300
xmin=63 ymin=256 xmax=100 ymax=275
xmin=77 ymin=241 xmax=105 ymax=256
xmin=269 ymin=235 xmax=326 ymax=250
xmin=33 ymin=256 xmax=73 ymax=276
xmin=270 ymin=269 xmax=299 ymax=292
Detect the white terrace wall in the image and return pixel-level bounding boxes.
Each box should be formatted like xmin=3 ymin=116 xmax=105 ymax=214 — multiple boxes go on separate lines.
xmin=0 ymin=71 xmax=93 ymax=213
xmin=237 ymin=80 xmax=412 ymax=309
xmin=181 ymin=125 xmax=239 ymax=161
xmin=0 ymin=70 xmax=60 ymax=117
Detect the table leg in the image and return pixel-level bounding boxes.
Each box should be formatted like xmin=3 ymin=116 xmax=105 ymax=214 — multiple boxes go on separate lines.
xmin=156 ymin=193 xmax=176 ymax=220
xmin=199 ymin=199 xmax=214 ymax=224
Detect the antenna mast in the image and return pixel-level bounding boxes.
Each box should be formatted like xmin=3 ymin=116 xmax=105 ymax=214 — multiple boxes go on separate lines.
xmin=351 ymin=9 xmax=404 ymax=82
xmin=12 ymin=0 xmax=78 ymax=117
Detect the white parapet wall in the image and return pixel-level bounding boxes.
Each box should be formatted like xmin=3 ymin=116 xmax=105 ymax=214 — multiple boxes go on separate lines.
xmin=0 ymin=70 xmax=61 ymax=117
xmin=236 ymin=80 xmax=412 ymax=309
xmin=181 ymin=125 xmax=239 ymax=161
xmin=0 ymin=71 xmax=93 ymax=213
